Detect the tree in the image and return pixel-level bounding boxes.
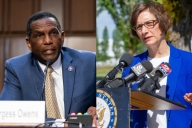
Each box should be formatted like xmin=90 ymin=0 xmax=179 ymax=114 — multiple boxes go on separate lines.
xmin=112 ymin=28 xmax=125 ymax=62
xmin=97 ymin=26 xmax=110 ymax=61
xmin=96 ymin=28 xmax=102 ymax=61
xmin=162 ymin=0 xmax=192 ymax=51
xmin=97 ymin=0 xmax=146 ymax=55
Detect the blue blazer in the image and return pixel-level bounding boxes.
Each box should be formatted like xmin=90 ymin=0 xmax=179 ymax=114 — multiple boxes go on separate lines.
xmin=0 ymin=46 xmax=96 ymax=118
xmin=122 ymin=43 xmax=192 ymax=128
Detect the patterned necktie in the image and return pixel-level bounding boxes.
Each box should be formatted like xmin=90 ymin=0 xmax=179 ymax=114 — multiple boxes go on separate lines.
xmin=45 ymin=66 xmax=61 ymax=119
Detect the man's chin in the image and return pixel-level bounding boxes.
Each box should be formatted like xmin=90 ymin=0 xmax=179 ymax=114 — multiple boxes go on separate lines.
xmin=44 ymin=56 xmax=58 ymax=64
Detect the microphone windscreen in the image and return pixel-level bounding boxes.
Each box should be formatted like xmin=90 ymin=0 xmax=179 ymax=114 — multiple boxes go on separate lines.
xmin=164 ymin=62 xmax=171 ymax=68
xmin=119 ymin=53 xmax=133 ymax=68
xmin=141 ymin=60 xmax=153 ymax=73
xmin=149 ymin=62 xmax=172 ymax=82
xmin=46 ymin=61 xmax=51 ymax=66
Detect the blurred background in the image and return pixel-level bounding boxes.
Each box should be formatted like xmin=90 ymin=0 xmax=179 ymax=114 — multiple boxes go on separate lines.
xmin=0 ymin=0 xmax=96 ymax=92
xmin=96 ymin=0 xmax=192 ymax=80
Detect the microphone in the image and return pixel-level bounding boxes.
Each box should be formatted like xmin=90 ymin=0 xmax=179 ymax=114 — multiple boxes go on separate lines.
xmin=138 ymin=77 xmax=156 ymax=92
xmin=123 ymin=60 xmax=153 ymax=83
xmin=40 ymin=61 xmax=51 ymax=100
xmin=149 ymin=62 xmax=172 ymax=82
xmin=139 ymin=62 xmax=172 ymax=93
xmin=96 ymin=53 xmax=133 ymax=88
xmin=105 ymin=60 xmax=153 ymax=88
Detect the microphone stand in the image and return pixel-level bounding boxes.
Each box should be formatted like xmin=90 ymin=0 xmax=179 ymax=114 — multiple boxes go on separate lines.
xmin=126 ymin=82 xmax=132 ymax=128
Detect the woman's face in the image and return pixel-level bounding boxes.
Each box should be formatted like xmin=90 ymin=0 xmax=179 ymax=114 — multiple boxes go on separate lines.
xmin=135 ymin=9 xmax=165 ymax=47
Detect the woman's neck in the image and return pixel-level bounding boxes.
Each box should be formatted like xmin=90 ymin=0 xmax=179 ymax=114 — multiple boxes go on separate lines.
xmin=147 ymin=41 xmax=170 ymax=58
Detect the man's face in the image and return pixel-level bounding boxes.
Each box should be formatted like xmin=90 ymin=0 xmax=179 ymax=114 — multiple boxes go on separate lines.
xmin=26 ymin=17 xmax=64 ymax=65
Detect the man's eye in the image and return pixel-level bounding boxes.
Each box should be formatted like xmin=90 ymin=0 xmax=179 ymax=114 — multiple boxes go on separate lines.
xmin=51 ymin=31 xmax=58 ymax=35
xmin=36 ymin=34 xmax=42 ymax=37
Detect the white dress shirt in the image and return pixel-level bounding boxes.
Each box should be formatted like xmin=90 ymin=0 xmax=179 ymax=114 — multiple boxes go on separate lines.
xmin=38 ymin=54 xmax=65 ymax=119
xmin=147 ymin=55 xmax=169 ymax=128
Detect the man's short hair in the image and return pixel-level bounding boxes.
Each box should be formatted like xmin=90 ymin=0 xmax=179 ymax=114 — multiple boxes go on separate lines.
xmin=26 ymin=11 xmax=61 ymax=38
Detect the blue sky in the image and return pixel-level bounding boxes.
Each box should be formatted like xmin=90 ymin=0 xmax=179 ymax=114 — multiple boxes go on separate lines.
xmin=96 ymin=10 xmax=116 ymax=40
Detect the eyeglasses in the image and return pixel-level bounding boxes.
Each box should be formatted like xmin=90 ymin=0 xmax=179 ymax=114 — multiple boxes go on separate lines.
xmin=133 ymin=20 xmax=158 ymax=31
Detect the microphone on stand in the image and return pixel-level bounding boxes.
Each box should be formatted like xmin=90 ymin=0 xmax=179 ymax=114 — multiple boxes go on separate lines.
xmin=96 ymin=53 xmax=133 ymax=88
xmin=149 ymin=62 xmax=171 ymax=82
xmin=138 ymin=62 xmax=172 ymax=93
xmin=40 ymin=61 xmax=51 ymax=100
xmin=105 ymin=60 xmax=153 ymax=88
xmin=124 ymin=60 xmax=153 ymax=83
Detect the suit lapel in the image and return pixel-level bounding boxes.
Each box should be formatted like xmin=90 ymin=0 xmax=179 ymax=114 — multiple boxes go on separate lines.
xmin=61 ymin=50 xmax=76 ymax=118
xmin=166 ymin=43 xmax=181 ymax=118
xmin=30 ymin=54 xmax=44 ymax=100
xmin=167 ymin=49 xmax=180 ymax=100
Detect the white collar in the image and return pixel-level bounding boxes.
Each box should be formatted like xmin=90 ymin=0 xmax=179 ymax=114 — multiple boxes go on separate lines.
xmin=38 ymin=54 xmax=62 ymax=75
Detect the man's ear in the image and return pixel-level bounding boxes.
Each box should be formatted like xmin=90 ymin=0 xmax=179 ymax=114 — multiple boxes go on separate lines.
xmin=61 ymin=31 xmax=65 ymax=46
xmin=26 ymin=37 xmax=32 ymax=51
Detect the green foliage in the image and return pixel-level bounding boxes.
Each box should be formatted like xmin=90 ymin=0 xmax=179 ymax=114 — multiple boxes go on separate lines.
xmin=164 ymin=0 xmax=192 ymax=24
xmin=162 ymin=0 xmax=192 ymax=50
xmin=97 ymin=0 xmax=146 ymax=55
xmin=148 ymin=0 xmax=162 ymax=4
xmin=161 ymin=0 xmax=180 ymax=25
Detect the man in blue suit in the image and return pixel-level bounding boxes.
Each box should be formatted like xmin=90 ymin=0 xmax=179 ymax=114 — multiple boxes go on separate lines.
xmin=0 ymin=11 xmax=96 ymax=124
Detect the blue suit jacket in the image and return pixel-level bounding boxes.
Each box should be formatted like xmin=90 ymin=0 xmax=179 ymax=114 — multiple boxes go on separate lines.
xmin=0 ymin=46 xmax=96 ymax=118
xmin=122 ymin=43 xmax=192 ymax=128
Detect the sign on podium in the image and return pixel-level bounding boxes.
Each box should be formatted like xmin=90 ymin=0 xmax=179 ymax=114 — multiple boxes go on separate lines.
xmin=0 ymin=101 xmax=45 ymax=126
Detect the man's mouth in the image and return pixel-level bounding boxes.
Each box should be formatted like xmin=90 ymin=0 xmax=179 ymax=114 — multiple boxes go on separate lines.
xmin=43 ymin=48 xmax=55 ymax=54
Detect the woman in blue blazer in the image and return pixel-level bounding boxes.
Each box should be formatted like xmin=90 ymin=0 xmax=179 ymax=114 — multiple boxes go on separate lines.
xmin=122 ymin=1 xmax=192 ymax=128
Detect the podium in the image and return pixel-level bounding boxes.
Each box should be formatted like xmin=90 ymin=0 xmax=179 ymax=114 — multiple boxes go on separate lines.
xmin=96 ymin=87 xmax=186 ymax=128
xmin=131 ymin=88 xmax=186 ymax=110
